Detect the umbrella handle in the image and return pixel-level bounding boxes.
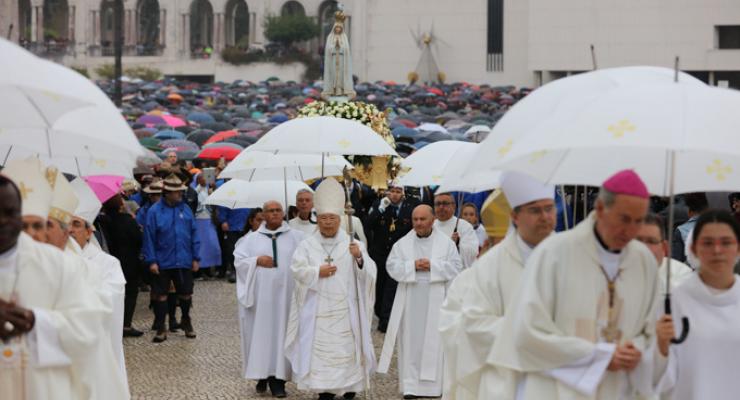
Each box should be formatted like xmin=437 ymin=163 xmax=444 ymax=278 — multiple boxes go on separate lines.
xmin=664 ymin=296 xmax=690 ymax=344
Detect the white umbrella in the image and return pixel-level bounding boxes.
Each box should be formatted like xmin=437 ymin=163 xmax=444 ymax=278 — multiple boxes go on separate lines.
xmin=492 ymin=83 xmax=740 ymax=195
xmin=219 ymin=151 xmax=352 ymax=181
xmin=205 ymin=180 xmax=313 ymax=209
xmin=458 ymin=66 xmax=706 ymax=188
xmin=248 ymin=116 xmax=398 ymax=157
xmin=0 ymin=38 xmax=94 ymax=129
xmin=416 ymin=123 xmax=448 ymax=133
xmin=464 ymin=125 xmax=491 ymax=142
xmin=398 ymin=141 xmax=479 ymax=188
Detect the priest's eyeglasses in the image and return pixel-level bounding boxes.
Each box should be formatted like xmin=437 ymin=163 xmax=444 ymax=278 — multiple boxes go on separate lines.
xmin=434 ymin=201 xmax=454 ymax=207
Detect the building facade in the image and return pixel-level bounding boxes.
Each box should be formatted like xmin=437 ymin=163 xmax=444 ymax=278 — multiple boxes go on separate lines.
xmin=2 ymin=0 xmax=739 ymax=87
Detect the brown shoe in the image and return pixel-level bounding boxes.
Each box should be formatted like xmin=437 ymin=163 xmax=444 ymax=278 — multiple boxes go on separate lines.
xmin=152 ymin=329 xmax=167 ymax=343
xmin=181 ymin=318 xmax=196 ymax=339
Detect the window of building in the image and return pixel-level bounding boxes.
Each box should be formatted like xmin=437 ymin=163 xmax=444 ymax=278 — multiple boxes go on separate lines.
xmin=487 ymin=0 xmax=503 ymax=71
xmin=717 ymin=26 xmax=740 ymax=49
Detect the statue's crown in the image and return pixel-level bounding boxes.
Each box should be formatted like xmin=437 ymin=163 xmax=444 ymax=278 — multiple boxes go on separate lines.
xmin=334 ymin=10 xmax=347 ymax=24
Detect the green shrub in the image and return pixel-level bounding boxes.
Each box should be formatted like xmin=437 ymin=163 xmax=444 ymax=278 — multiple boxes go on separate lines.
xmin=125 ymin=66 xmax=162 ymax=81
xmin=94 ymin=63 xmax=116 ymax=79
xmin=263 ymin=14 xmax=320 ymax=48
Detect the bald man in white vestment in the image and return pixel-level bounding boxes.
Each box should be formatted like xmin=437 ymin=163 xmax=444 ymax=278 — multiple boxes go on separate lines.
xmin=378 ymin=204 xmax=462 ymax=398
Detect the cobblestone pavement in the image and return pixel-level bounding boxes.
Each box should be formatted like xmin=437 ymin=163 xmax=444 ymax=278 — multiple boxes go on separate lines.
xmin=125 ymin=279 xmax=401 ymax=400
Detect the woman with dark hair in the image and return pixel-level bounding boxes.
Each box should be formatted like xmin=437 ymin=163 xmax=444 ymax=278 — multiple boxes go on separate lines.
xmin=655 ymin=209 xmax=740 ymax=399
xmin=242 ymin=207 xmax=264 ymax=236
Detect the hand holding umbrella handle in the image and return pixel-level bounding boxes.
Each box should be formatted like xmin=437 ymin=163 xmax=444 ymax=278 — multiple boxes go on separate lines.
xmin=664 ymin=295 xmax=690 ymax=344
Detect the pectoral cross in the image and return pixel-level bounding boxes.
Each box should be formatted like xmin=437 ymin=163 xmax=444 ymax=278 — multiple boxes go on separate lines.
xmin=600 ymin=280 xmax=623 ymax=343
xmin=324 ymin=255 xmax=334 ymax=265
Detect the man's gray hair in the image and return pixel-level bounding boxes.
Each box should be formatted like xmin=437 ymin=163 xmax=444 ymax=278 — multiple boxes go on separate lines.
xmin=597 ymin=187 xmax=617 ymax=208
xmin=296 ymin=189 xmax=313 ymax=197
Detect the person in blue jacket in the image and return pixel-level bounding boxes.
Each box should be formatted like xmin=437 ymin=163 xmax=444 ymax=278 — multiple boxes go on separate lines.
xmin=217 ymin=204 xmax=250 ymax=283
xmin=143 ymin=174 xmax=201 ymax=343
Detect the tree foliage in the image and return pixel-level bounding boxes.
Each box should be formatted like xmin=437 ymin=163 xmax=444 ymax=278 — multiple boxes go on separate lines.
xmin=263 ymin=14 xmax=320 ymax=48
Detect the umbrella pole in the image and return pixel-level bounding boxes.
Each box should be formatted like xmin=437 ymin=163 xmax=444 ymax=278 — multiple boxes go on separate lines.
xmin=583 ymin=186 xmax=589 ymax=218
xmin=2 ymin=145 xmax=12 ymax=166
xmin=664 ymin=149 xmax=690 ymax=344
xmin=572 ymin=185 xmax=579 ymax=225
xmin=560 ymin=185 xmax=570 ymax=230
xmin=283 ymin=167 xmax=289 ymax=221
xmin=321 ymin=152 xmax=325 ymax=178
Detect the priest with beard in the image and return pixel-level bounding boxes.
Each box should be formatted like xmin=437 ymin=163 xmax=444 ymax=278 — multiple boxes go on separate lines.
xmin=489 ymin=170 xmax=660 ymax=399
xmin=433 ymin=193 xmax=479 ymax=268
xmin=439 ymin=171 xmax=556 ymax=399
xmin=378 ymin=204 xmax=463 ymax=398
xmin=285 ymin=178 xmax=376 ymax=400
xmin=233 ymin=200 xmax=304 ymax=398
xmin=0 ymin=162 xmax=126 ymax=400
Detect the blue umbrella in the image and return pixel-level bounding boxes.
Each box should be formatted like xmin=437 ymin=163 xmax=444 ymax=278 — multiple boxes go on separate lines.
xmin=268 ymin=114 xmax=289 ymax=123
xmin=153 ymin=129 xmax=185 ymax=140
xmin=392 ymin=126 xmax=421 ymax=139
xmin=186 ymin=111 xmax=216 ymax=124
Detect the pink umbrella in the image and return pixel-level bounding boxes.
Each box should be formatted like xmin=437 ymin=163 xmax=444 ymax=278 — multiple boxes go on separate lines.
xmin=84 ymin=175 xmax=125 ymax=203
xmin=161 ymin=115 xmax=187 ymax=128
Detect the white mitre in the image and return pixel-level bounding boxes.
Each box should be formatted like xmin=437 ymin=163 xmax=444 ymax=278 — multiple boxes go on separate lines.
xmin=500 ymin=170 xmax=555 ymax=208
xmin=46 ymin=166 xmax=80 ymax=225
xmin=2 ymin=157 xmax=53 ymax=219
xmin=71 ymin=177 xmax=102 ymax=225
xmin=314 ymin=177 xmax=345 ymax=216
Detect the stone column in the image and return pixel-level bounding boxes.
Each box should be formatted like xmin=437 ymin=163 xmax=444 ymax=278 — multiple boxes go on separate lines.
xmin=159 ymin=9 xmax=166 ymax=47
xmin=31 ymin=6 xmax=37 ymax=42
xmin=36 ymin=6 xmax=43 ymax=42
xmin=68 ymin=6 xmax=75 ymax=43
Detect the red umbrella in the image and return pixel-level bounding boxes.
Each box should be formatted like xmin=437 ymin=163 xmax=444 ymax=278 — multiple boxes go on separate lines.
xmin=396 ymin=119 xmax=417 ymax=128
xmin=427 ymin=88 xmax=444 ymax=96
xmin=204 ymin=130 xmax=238 ymax=145
xmin=197 ymin=146 xmax=241 ymax=161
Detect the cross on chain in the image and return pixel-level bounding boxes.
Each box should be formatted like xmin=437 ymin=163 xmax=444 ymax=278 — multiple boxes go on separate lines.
xmin=324 ymin=255 xmax=334 ymax=265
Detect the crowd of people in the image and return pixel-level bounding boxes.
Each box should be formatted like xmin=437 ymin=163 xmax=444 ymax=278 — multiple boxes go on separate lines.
xmin=3 ymin=142 xmax=740 ymax=399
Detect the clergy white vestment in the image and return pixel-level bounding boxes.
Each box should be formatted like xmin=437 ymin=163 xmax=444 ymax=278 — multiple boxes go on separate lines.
xmin=234 ymin=222 xmax=304 ymax=381
xmin=379 ymin=229 xmax=462 ymax=396
xmin=340 ymin=214 xmax=368 ymax=247
xmin=440 ymin=232 xmax=543 ymax=400
xmin=657 ymin=258 xmax=694 ymax=296
xmin=0 ymin=233 xmax=125 ymax=400
xmin=285 ymin=230 xmax=377 ymax=395
xmin=434 ymin=217 xmax=479 ymax=268
xmin=489 ymin=214 xmax=660 ymax=399
xmin=656 ymin=273 xmax=740 ymax=400
xmin=80 ymin=241 xmax=128 ymax=387
xmin=289 ymin=216 xmax=316 ymax=236
xmin=64 ymin=240 xmax=130 ymax=400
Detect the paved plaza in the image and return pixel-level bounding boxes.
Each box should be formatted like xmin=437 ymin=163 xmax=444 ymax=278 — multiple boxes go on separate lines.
xmin=124 ymin=279 xmax=400 ymax=400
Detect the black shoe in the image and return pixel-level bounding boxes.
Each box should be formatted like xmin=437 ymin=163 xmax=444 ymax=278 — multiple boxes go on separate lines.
xmin=181 ymin=318 xmax=196 ymax=338
xmin=123 ymin=328 xmax=144 ymax=337
xmin=255 ymin=379 xmax=268 ymax=393
xmin=378 ymin=320 xmax=388 ymax=333
xmin=268 ymin=378 xmax=287 ymax=398
xmin=343 ymin=393 xmax=356 ymax=399
xmin=169 ymin=317 xmax=181 ymax=332
xmin=318 ymin=393 xmax=335 ymax=400
xmin=403 ymin=395 xmax=422 ymax=399
xmin=152 ymin=329 xmax=167 ymax=343
xmin=227 ymin=272 xmax=236 ymax=283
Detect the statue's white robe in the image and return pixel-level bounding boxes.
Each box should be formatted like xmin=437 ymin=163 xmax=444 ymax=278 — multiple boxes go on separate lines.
xmin=285 ymin=230 xmax=376 ymax=395
xmin=0 ymin=233 xmax=125 ymax=400
xmin=234 ymin=222 xmax=303 ymax=381
xmin=440 ymin=232 xmax=544 ymax=399
xmin=655 ymin=273 xmax=740 ymax=400
xmin=79 ymin=241 xmax=128 ymax=387
xmin=434 ymin=217 xmax=479 ymax=268
xmin=378 ymin=229 xmax=462 ymax=397
xmin=489 ymin=215 xmax=660 ymax=399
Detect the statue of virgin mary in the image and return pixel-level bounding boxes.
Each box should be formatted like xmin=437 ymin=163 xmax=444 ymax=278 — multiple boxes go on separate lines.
xmin=321 ymin=9 xmax=356 ymax=99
